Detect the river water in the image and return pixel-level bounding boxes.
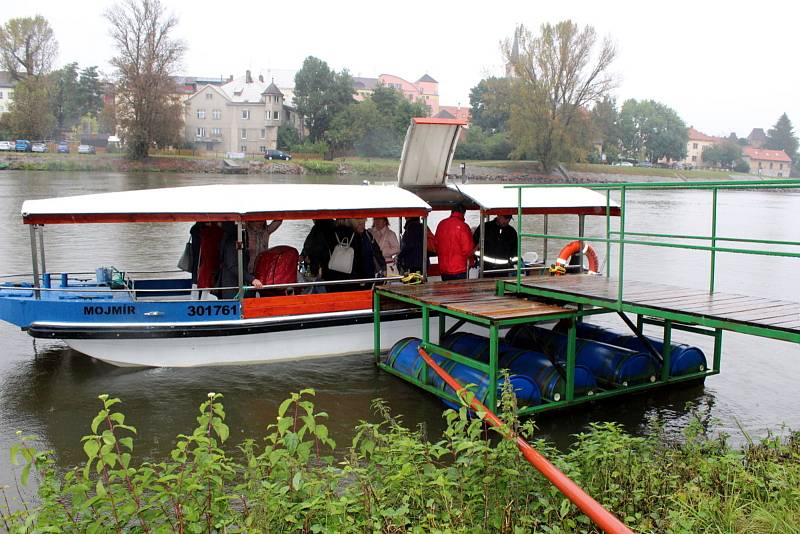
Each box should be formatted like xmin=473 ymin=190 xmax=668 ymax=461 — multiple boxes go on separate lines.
xmin=0 ymin=171 xmax=798 ymax=490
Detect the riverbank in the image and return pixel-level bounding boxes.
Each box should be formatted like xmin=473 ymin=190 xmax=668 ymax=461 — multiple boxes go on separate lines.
xmin=1 ymin=152 xmax=770 ymax=183
xmin=0 ymin=152 xmax=400 ymax=177
xmin=3 ymin=390 xmax=798 ymax=532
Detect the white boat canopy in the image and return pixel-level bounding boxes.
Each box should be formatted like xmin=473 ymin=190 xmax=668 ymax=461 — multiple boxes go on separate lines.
xmin=21 ymin=184 xmax=432 ymax=224
xmin=448 ymin=183 xmax=620 ymax=216
xmin=397 ymin=118 xmax=466 ymax=188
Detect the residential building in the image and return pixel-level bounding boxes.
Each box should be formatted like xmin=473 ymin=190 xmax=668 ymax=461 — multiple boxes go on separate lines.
xmin=0 ymin=72 xmax=17 ymax=114
xmin=747 ymin=128 xmax=767 ymax=148
xmin=682 ymin=127 xmax=724 ymax=167
xmin=434 ymin=105 xmax=470 ymax=123
xmin=742 ymin=147 xmax=791 ymax=177
xmin=352 ymin=73 xmax=440 ymax=114
xmin=183 ymin=70 xmax=303 ymax=154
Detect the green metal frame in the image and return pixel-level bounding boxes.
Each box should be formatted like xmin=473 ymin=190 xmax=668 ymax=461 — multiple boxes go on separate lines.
xmin=372 ymin=178 xmax=798 ymax=416
xmin=506 ymin=179 xmax=800 ymax=344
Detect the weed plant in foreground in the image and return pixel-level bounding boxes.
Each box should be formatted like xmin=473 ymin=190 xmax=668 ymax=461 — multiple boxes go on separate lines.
xmin=2 ymin=387 xmax=798 ymax=533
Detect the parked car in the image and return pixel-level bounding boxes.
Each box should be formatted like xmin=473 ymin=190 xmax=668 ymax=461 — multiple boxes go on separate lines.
xmin=32 ymin=142 xmax=48 ymax=153
xmin=636 ymin=160 xmax=654 ymax=168
xmin=15 ymin=140 xmax=32 ymax=152
xmin=0 ymin=141 xmax=12 ymax=151
xmin=613 ymin=161 xmax=633 ymax=167
xmin=77 ymin=144 xmax=96 ymax=154
xmin=264 ymin=149 xmax=291 ymax=161
xmin=57 ymin=141 xmax=70 ymax=154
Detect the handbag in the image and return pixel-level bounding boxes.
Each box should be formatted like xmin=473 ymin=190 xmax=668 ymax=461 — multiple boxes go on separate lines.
xmin=328 ymin=232 xmax=355 ymax=274
xmin=177 ymin=241 xmax=193 ymax=272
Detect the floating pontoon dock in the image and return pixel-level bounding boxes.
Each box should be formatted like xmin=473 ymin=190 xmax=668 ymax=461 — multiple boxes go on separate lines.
xmin=375 ymin=179 xmax=800 ymax=414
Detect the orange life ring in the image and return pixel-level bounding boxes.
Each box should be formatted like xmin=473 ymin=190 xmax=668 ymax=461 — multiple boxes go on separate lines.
xmin=555 ymin=241 xmax=599 ymax=274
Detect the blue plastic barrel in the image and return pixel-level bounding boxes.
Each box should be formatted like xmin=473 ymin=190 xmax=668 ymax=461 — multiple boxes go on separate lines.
xmin=507 ymin=325 xmax=658 ymax=387
xmin=573 ymin=323 xmax=707 ymax=377
xmin=501 ymin=348 xmax=596 ymax=401
xmin=440 ymin=332 xmax=491 ymax=362
xmin=440 ymin=332 xmax=514 ymax=363
xmin=385 ymin=337 xmax=427 ymax=379
xmin=428 ymin=358 xmax=541 ymax=410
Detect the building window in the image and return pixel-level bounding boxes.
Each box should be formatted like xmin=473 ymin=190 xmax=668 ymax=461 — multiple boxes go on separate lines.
xmin=770 ymin=162 xmax=774 ymax=169
xmin=265 ymin=111 xmax=270 ymax=121
xmin=259 ymin=146 xmax=266 ymax=152
xmin=205 ymin=92 xmax=213 ymax=100
xmin=240 ymin=145 xmax=247 ymax=152
xmin=212 ymin=109 xmax=221 ymax=119
xmin=691 ymin=156 xmax=697 ymax=162
xmin=693 ymin=143 xmax=698 ymax=149
xmin=196 ymin=109 xmax=206 ymax=119
xmin=211 ymin=128 xmax=221 ymax=136
xmin=272 ymin=111 xmax=279 ymax=120
xmin=196 ymin=127 xmax=205 ymax=138
xmin=240 ymin=129 xmax=247 ymax=140
xmin=260 ymin=129 xmax=266 ymax=139
xmin=780 ymin=163 xmax=784 ymax=170
xmin=0 ymin=91 xmax=3 ymax=99
xmin=241 ymin=110 xmax=250 ymax=120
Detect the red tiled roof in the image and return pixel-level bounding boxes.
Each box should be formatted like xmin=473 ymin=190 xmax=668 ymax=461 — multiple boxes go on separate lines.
xmin=687 ymin=127 xmax=717 ymax=142
xmin=742 ymin=147 xmax=792 ymax=162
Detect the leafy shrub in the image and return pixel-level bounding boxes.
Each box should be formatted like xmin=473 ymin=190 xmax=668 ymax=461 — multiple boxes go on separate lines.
xmin=3 ymin=391 xmax=799 ymax=532
xmin=733 ymin=159 xmax=751 ymax=173
xmin=298 ymin=159 xmax=338 ymax=174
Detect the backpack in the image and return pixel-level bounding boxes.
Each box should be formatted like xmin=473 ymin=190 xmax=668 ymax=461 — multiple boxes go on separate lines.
xmin=328 ymin=232 xmax=355 ymax=274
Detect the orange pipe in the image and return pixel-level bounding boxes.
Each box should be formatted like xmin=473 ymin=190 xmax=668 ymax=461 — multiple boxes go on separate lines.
xmin=417 ymin=346 xmax=634 ymax=534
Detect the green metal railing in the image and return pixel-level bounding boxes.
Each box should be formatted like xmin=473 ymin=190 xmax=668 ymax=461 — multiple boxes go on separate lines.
xmin=508 ymin=179 xmax=800 ymax=308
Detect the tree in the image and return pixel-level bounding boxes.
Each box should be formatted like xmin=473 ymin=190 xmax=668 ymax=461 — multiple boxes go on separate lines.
xmin=294 ymin=56 xmax=354 ymax=142
xmin=503 ymin=21 xmax=616 ymax=171
xmin=77 ymin=66 xmax=105 ymax=118
xmin=702 ymin=141 xmax=742 ymax=169
xmin=326 ymin=85 xmax=428 ymax=157
xmin=105 ymin=0 xmax=186 ymax=159
xmin=765 ymin=113 xmax=798 ymax=162
xmin=0 ymin=16 xmax=58 ymax=80
xmin=469 ymin=77 xmax=512 ymax=133
xmin=277 ymin=124 xmax=300 ymax=151
xmin=590 ymin=96 xmax=620 ymax=161
xmin=50 ymin=63 xmax=82 ymax=132
xmin=6 ymin=78 xmax=56 ymax=139
xmin=618 ymin=99 xmax=687 ymax=162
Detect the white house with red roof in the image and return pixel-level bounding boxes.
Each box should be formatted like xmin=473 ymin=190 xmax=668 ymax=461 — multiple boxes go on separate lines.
xmin=742 ymin=147 xmax=792 ymax=177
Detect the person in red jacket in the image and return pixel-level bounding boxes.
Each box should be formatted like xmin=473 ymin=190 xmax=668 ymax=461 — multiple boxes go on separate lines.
xmin=434 ymin=204 xmax=475 ymax=280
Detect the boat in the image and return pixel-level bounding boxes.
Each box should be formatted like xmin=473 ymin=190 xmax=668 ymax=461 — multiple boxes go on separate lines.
xmin=0 ymin=118 xmax=617 ymax=367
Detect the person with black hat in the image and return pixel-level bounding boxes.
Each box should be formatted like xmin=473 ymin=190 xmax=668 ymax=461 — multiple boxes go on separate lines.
xmin=473 ymin=214 xmax=518 ymax=277
xmin=435 ymin=203 xmax=475 ymax=281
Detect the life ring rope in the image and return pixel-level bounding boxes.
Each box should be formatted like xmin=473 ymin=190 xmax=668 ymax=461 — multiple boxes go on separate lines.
xmin=551 ymin=241 xmax=600 ymax=275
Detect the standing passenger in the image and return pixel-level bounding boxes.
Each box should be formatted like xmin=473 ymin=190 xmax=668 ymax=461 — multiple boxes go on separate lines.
xmin=396 ymin=217 xmax=426 ymax=274
xmin=434 ymin=204 xmax=474 ymax=281
xmin=370 ymin=217 xmax=400 ymax=274
xmin=246 ymin=220 xmax=282 ymax=272
xmin=196 ymin=222 xmax=224 ymax=292
xmin=217 ymin=222 xmax=263 ymax=299
xmin=473 ymin=214 xmax=518 ymax=276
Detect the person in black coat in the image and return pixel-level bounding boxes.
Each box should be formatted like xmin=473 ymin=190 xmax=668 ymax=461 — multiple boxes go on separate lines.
xmin=216 ymin=222 xmax=263 ymax=299
xmin=300 ymin=219 xmax=337 ymax=281
xmin=396 ymin=217 xmax=428 ymax=274
xmin=473 ymin=215 xmax=518 ymax=276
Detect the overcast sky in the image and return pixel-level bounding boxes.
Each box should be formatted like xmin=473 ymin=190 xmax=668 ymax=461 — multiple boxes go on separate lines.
xmin=3 ymin=0 xmax=798 ymax=137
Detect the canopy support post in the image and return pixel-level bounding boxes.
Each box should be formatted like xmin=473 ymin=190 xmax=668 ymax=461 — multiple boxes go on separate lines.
xmin=38 ymin=225 xmax=46 ymax=274
xmin=422 ymin=215 xmax=428 ymax=281
xmin=29 ymin=225 xmax=40 ymax=299
xmin=237 ymin=220 xmax=245 ymax=312
xmin=543 ymin=215 xmax=549 ymax=266
xmin=478 ymin=210 xmax=486 ymax=277
xmin=577 ymin=215 xmax=585 ymax=272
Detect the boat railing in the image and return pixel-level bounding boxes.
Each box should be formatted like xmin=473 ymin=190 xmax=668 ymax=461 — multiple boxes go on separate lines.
xmin=0 ymin=272 xmax=406 ymax=301
xmin=505 ymin=178 xmax=800 ymax=309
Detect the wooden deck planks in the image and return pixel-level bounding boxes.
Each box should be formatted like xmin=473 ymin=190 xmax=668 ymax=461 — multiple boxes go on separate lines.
xmin=380 ymin=279 xmax=571 ymax=322
xmin=517 ymin=274 xmax=800 ymax=334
